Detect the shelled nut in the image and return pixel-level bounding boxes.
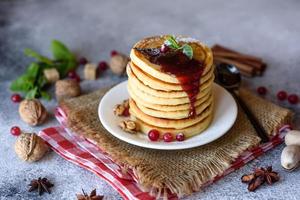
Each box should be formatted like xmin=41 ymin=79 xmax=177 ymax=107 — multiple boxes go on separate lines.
xmin=84 ymin=63 xmax=97 ymax=80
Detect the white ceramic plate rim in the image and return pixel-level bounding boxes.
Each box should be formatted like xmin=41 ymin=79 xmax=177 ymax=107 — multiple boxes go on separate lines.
xmin=99 ymin=81 xmax=237 ymax=150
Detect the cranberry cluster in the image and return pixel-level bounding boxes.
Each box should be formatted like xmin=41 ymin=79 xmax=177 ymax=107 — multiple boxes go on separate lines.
xmin=256 ymin=86 xmax=298 ymax=104
xmin=148 ymin=129 xmax=185 ymax=142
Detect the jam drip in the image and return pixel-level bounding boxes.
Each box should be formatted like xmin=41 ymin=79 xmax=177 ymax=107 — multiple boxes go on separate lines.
xmin=136 ymin=48 xmax=204 ymax=118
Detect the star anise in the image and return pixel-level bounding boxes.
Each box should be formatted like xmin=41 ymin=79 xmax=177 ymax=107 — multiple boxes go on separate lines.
xmin=76 ymin=189 xmax=103 ymax=200
xmin=241 ymin=166 xmax=280 ymax=192
xmin=28 ymin=177 xmax=54 ymax=195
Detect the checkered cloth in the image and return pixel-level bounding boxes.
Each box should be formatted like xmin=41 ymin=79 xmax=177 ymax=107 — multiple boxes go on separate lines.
xmin=38 ymin=107 xmax=291 ymax=200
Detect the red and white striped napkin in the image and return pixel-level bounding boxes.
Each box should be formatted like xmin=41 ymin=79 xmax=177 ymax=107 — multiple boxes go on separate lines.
xmin=38 ymin=107 xmax=291 ymax=200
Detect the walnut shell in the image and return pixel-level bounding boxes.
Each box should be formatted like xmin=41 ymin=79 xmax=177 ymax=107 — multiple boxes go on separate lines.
xmin=19 ymin=99 xmax=48 ymax=126
xmin=109 ymin=54 xmax=130 ymax=75
xmin=55 ymin=79 xmax=81 ymax=101
xmin=14 ymin=133 xmax=49 ymax=162
xmin=119 ymin=120 xmax=139 ymax=133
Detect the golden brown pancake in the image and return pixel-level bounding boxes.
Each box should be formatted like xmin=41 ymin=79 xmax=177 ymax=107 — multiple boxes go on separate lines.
xmin=127 ymin=62 xmax=215 ymax=95
xmin=126 ymin=35 xmax=214 ymax=138
xmin=135 ymin=93 xmax=213 ymax=119
xmin=130 ymin=35 xmax=213 ymax=84
xmin=129 ymin=99 xmax=213 ymax=129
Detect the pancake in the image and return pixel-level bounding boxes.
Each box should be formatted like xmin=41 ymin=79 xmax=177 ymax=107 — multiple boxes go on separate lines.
xmin=127 ymin=62 xmax=215 ymax=95
xmin=131 ymin=35 xmax=213 ymax=84
xmin=135 ymin=93 xmax=213 ymax=119
xmin=132 ymin=112 xmax=213 ymax=139
xmin=126 ymin=35 xmax=214 ymax=138
xmin=128 ymin=84 xmax=212 ymax=112
xmin=129 ymin=99 xmax=213 ymax=129
xmin=128 ymin=80 xmax=213 ymax=106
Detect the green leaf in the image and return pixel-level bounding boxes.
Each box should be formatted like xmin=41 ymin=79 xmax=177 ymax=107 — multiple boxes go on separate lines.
xmin=26 ymin=63 xmax=40 ymax=78
xmin=181 ymin=44 xmax=193 ymax=59
xmin=41 ymin=91 xmax=51 ymax=100
xmin=51 ymin=40 xmax=77 ymax=77
xmin=164 ymin=36 xmax=180 ymax=49
xmin=54 ymin=59 xmax=77 ymax=77
xmin=24 ymin=48 xmax=53 ymax=65
xmin=37 ymin=74 xmax=48 ymax=88
xmin=51 ymin=40 xmax=72 ymax=61
xmin=10 ymin=74 xmax=35 ymax=92
xmin=26 ymin=87 xmax=38 ymax=99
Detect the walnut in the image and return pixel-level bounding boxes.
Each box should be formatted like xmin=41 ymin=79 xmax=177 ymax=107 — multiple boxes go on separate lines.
xmin=114 ymin=100 xmax=129 ymax=116
xmin=84 ymin=63 xmax=97 ymax=80
xmin=14 ymin=133 xmax=49 ymax=162
xmin=43 ymin=68 xmax=60 ymax=83
xmin=19 ymin=99 xmax=47 ymax=126
xmin=119 ymin=120 xmax=139 ymax=133
xmin=109 ymin=53 xmax=130 ymax=75
xmin=55 ymin=79 xmax=81 ymax=101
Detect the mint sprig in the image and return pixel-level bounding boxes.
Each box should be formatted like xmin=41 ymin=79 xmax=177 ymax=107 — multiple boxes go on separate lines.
xmin=10 ymin=40 xmax=77 ymax=100
xmin=164 ymin=36 xmax=193 ymax=59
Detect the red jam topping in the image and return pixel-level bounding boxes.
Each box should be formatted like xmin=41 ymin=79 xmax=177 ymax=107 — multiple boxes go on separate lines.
xmin=136 ymin=48 xmax=204 ymax=118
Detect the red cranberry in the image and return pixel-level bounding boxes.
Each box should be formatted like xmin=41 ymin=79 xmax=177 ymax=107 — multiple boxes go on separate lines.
xmin=148 ymin=129 xmax=160 ymax=141
xmin=277 ymin=91 xmax=287 ymax=101
xmin=111 ymin=50 xmax=118 ymax=57
xmin=78 ymin=57 xmax=88 ymax=65
xmin=176 ymin=133 xmax=185 ymax=141
xmin=160 ymin=44 xmax=169 ymax=53
xmin=163 ymin=132 xmax=173 ymax=142
xmin=67 ymin=70 xmax=77 ymax=79
xmin=122 ymin=108 xmax=130 ymax=117
xmin=11 ymin=126 xmax=21 ymax=136
xmin=72 ymin=75 xmax=81 ymax=82
xmin=288 ymin=94 xmax=299 ymax=104
xmin=11 ymin=94 xmax=22 ymax=103
xmin=257 ymin=86 xmax=267 ymax=95
xmin=98 ymin=61 xmax=108 ymax=71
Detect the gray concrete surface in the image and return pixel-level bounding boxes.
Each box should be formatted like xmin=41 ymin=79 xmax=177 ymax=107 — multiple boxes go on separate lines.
xmin=0 ymin=0 xmax=300 ymax=199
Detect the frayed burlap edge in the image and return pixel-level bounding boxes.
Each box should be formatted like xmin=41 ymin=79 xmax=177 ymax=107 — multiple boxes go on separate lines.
xmin=60 ymin=87 xmax=293 ymax=198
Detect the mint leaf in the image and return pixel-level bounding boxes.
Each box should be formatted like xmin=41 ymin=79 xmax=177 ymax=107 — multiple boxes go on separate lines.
xmin=37 ymin=74 xmax=48 ymax=88
xmin=164 ymin=36 xmax=180 ymax=49
xmin=10 ymin=74 xmax=35 ymax=92
xmin=41 ymin=91 xmax=51 ymax=100
xmin=51 ymin=40 xmax=77 ymax=76
xmin=181 ymin=44 xmax=193 ymax=59
xmin=51 ymin=40 xmax=72 ymax=61
xmin=164 ymin=36 xmax=193 ymax=59
xmin=26 ymin=87 xmax=38 ymax=99
xmin=26 ymin=63 xmax=40 ymax=78
xmin=11 ymin=40 xmax=76 ymax=100
xmin=24 ymin=48 xmax=53 ymax=65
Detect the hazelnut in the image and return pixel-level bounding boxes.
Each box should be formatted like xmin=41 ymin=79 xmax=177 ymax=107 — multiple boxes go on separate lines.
xmin=55 ymin=79 xmax=81 ymax=101
xmin=109 ymin=53 xmax=130 ymax=75
xmin=14 ymin=133 xmax=49 ymax=162
xmin=119 ymin=120 xmax=139 ymax=133
xmin=19 ymin=99 xmax=47 ymax=126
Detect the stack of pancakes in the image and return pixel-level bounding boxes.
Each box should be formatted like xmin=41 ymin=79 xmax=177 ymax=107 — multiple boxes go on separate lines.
xmin=127 ymin=35 xmax=214 ymax=139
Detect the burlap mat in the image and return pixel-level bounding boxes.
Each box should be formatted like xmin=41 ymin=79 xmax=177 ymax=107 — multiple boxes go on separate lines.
xmin=60 ymin=87 xmax=293 ymax=197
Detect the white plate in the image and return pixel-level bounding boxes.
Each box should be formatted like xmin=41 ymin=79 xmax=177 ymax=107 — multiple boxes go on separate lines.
xmin=99 ymin=81 xmax=237 ymax=150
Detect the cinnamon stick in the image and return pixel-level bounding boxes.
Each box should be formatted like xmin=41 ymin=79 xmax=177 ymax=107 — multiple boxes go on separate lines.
xmin=212 ymin=44 xmax=262 ymax=62
xmin=214 ymin=56 xmax=255 ymax=77
xmin=212 ymin=44 xmax=266 ymax=76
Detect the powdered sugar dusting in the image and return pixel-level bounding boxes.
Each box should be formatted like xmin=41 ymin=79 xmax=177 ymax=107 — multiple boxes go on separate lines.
xmin=177 ymin=36 xmax=199 ymax=43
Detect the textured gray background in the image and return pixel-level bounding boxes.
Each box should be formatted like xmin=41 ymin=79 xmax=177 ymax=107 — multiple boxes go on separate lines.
xmin=1 ymin=0 xmax=300 ymax=199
